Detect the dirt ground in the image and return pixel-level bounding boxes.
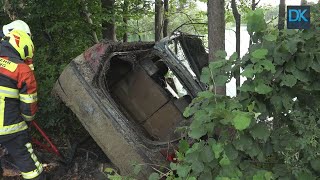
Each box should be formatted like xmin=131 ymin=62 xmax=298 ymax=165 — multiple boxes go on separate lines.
xmin=1 ymin=136 xmax=114 ymax=180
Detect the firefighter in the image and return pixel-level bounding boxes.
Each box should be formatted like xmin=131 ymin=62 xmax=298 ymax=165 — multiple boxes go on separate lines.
xmin=0 ymin=20 xmax=31 ymax=39
xmin=0 ymin=20 xmax=34 ymax=70
xmin=0 ymin=29 xmax=44 ymax=179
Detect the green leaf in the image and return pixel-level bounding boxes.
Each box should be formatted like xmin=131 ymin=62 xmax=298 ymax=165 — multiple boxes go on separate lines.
xmin=232 ymin=111 xmax=252 ymax=130
xmin=229 ymin=52 xmax=238 ymax=61
xmin=263 ymin=34 xmax=277 ymax=41
xmin=254 ymin=83 xmax=273 ymax=94
xmin=198 ymin=91 xmax=214 ymax=99
xmin=209 ymin=60 xmax=226 ymax=70
xmin=200 ymin=67 xmax=211 ymax=84
xmin=224 ymin=144 xmax=238 ymax=160
xmin=133 ymin=164 xmax=142 ymax=175
xmin=280 ymin=74 xmax=297 ymax=87
xmin=296 ymin=171 xmax=316 ymax=180
xmin=189 ymin=120 xmax=207 ymax=139
xmin=239 ymin=83 xmax=254 ymax=92
xmin=148 ymin=173 xmax=160 ymax=180
xmin=311 ymin=159 xmax=320 ymax=172
xmin=219 ymin=154 xmax=231 ymax=166
xmin=199 ymin=172 xmax=213 ymax=180
xmin=242 ymin=65 xmax=255 ymax=78
xmin=211 ymin=143 xmax=224 ymax=159
xmin=252 ymin=49 xmax=268 ymax=59
xmin=215 ymin=75 xmax=229 ymax=86
xmin=187 ymin=177 xmax=197 ymax=180
xmin=176 ymin=164 xmax=191 ymax=178
xmin=253 ymin=170 xmax=273 ymax=180
xmin=291 ymin=69 xmax=310 ymax=83
xmin=179 ymin=139 xmax=190 ymax=153
xmin=257 ymin=60 xmax=276 ymax=73
xmin=250 ymin=123 xmax=270 ymax=142
xmin=215 ymin=50 xmax=227 ymax=59
xmin=199 ymin=145 xmax=214 ymax=162
xmin=233 ymin=135 xmax=253 ymax=151
xmin=191 ymin=160 xmax=204 ymax=173
xmin=270 ymin=95 xmax=283 ymax=112
xmin=247 ymin=9 xmax=267 ymax=34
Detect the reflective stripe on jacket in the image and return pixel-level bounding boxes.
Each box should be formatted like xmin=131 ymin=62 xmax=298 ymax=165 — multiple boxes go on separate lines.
xmin=0 ymin=46 xmax=37 ymax=135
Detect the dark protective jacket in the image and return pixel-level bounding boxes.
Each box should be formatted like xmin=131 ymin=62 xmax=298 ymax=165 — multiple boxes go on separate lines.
xmin=0 ymin=41 xmax=37 ymax=136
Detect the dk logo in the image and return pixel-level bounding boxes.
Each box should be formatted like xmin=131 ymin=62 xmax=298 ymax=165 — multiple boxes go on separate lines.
xmin=287 ymin=6 xmax=310 ymax=29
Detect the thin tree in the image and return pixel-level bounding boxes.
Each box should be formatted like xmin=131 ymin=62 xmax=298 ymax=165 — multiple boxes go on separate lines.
xmin=231 ymin=0 xmax=241 ymax=94
xmin=155 ymin=0 xmax=163 ymax=41
xmin=82 ymin=0 xmax=99 ymax=43
xmin=278 ymin=0 xmax=286 ymax=30
xmin=123 ymin=0 xmax=128 ymax=42
xmin=101 ymin=0 xmax=117 ymax=41
xmin=163 ymin=0 xmax=169 ymax=37
xmin=208 ymin=0 xmax=226 ymax=95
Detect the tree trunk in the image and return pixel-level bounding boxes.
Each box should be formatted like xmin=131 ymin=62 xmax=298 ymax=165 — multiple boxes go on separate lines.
xmin=278 ymin=0 xmax=286 ymax=30
xmin=163 ymin=0 xmax=169 ymax=37
xmin=82 ymin=0 xmax=99 ymax=43
xmin=123 ymin=0 xmax=128 ymax=42
xmin=101 ymin=0 xmax=116 ymax=41
xmin=231 ymin=0 xmax=241 ymax=95
xmin=207 ymin=0 xmax=226 ymax=95
xmin=155 ymin=0 xmax=163 ymax=41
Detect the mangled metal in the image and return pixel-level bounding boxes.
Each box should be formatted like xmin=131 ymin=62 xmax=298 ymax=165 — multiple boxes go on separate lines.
xmin=53 ymin=33 xmax=208 ymax=177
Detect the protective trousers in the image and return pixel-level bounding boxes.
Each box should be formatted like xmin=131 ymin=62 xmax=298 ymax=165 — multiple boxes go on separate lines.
xmin=0 ymin=130 xmax=44 ymax=179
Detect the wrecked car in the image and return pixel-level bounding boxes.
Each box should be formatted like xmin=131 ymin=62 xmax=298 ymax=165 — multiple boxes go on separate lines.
xmin=53 ymin=33 xmax=208 ymax=177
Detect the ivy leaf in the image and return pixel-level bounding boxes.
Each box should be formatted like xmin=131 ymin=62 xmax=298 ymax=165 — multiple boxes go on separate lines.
xmin=280 ymin=74 xmax=297 ymax=87
xmin=200 ymin=67 xmax=211 ymax=84
xmin=224 ymin=144 xmax=238 ymax=160
xmin=311 ymin=159 xmax=320 ymax=172
xmin=215 ymin=50 xmax=227 ymax=59
xmin=291 ymin=69 xmax=310 ymax=83
xmin=176 ymin=164 xmax=191 ymax=178
xmin=295 ymin=53 xmax=311 ymax=70
xmin=215 ymin=75 xmax=229 ymax=86
xmin=229 ymin=52 xmax=238 ymax=61
xmin=133 ymin=164 xmax=142 ymax=175
xmin=179 ymin=139 xmax=190 ymax=154
xmin=257 ymin=60 xmax=276 ymax=73
xmin=254 ymin=84 xmax=273 ymax=94
xmin=211 ymin=143 xmax=223 ymax=159
xmin=253 ymin=170 xmax=273 ymax=180
xmin=263 ymin=34 xmax=277 ymax=41
xmin=209 ymin=60 xmax=226 ymax=71
xmin=199 ymin=145 xmax=214 ymax=163
xmin=187 ymin=177 xmax=197 ymax=180
xmin=232 ymin=111 xmax=252 ymax=131
xmin=312 ymin=54 xmax=320 ymax=72
xmin=270 ymin=95 xmax=283 ymax=112
xmin=296 ymin=171 xmax=316 ymax=180
xmin=191 ymin=160 xmax=204 ymax=173
xmin=198 ymin=91 xmax=214 ymax=99
xmin=233 ymin=135 xmax=253 ymax=151
xmin=219 ymin=154 xmax=231 ymax=166
xmin=239 ymin=83 xmax=254 ymax=92
xmin=250 ymin=123 xmax=270 ymax=142
xmin=148 ymin=173 xmax=160 ymax=180
xmin=252 ymin=49 xmax=268 ymax=59
xmin=189 ymin=121 xmax=207 ymax=139
xmin=242 ymin=65 xmax=255 ymax=78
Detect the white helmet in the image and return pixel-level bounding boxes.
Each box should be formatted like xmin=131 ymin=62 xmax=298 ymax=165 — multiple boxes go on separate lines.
xmin=2 ymin=20 xmax=31 ymax=36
